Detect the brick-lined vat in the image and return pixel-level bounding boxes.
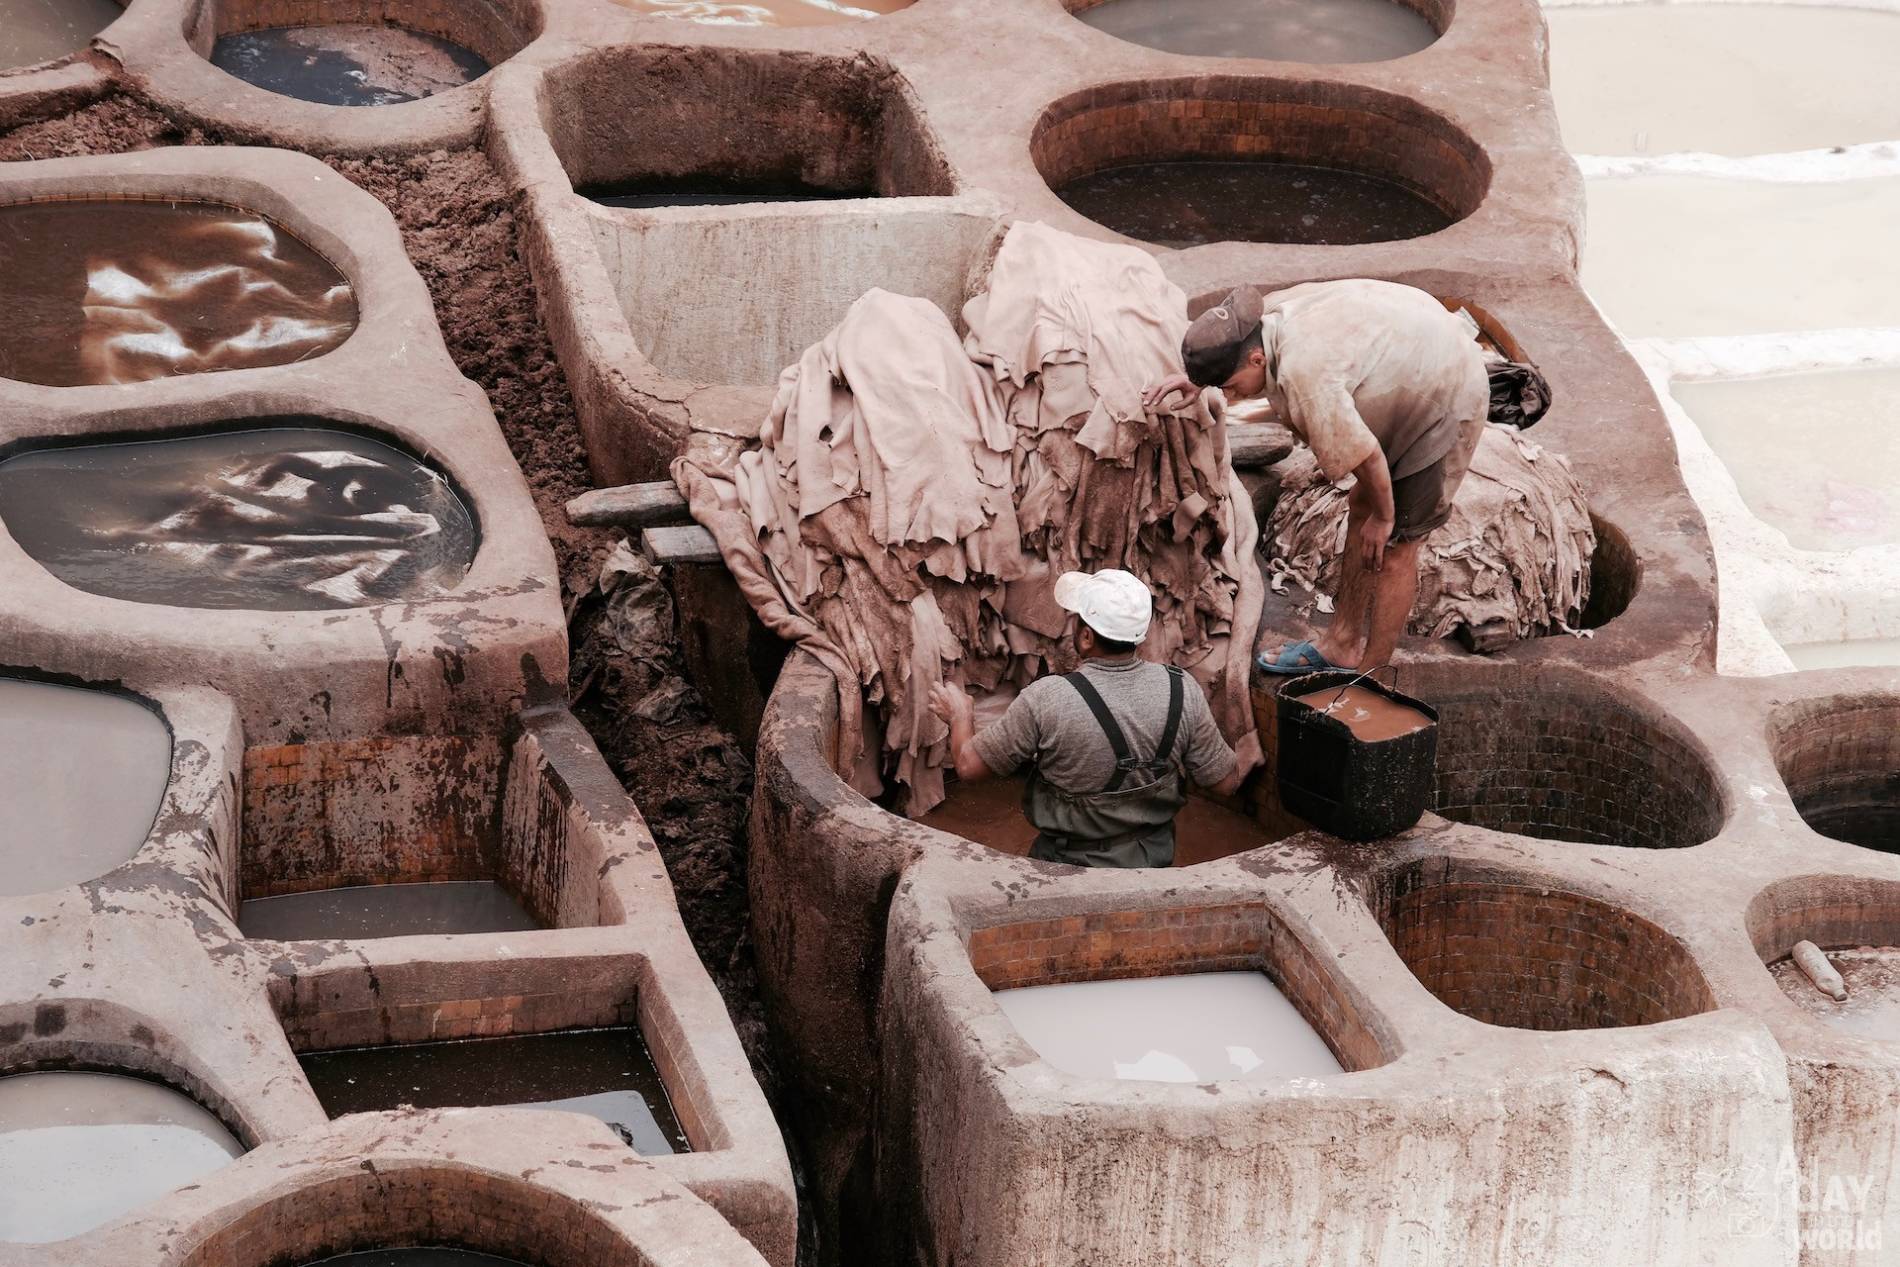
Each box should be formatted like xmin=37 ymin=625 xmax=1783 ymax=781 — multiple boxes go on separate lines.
xmin=1772 ymin=693 xmax=1900 ymax=852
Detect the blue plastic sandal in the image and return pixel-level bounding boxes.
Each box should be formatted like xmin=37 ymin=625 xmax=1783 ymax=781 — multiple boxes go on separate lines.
xmin=1255 ymin=640 xmax=1342 ymax=676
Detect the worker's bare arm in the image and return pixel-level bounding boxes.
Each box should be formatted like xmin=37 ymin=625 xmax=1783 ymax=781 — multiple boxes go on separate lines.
xmin=1348 ymin=449 xmax=1397 ymax=573
xmin=1206 ymin=762 xmax=1246 ymax=798
xmin=925 ymin=683 xmax=995 ymax=783
xmin=1140 ymin=372 xmax=1196 ymax=411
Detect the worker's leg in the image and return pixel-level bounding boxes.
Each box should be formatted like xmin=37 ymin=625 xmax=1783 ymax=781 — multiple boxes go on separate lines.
xmin=1357 ymin=537 xmax=1423 ymax=671
xmin=1312 ymin=502 xmax=1375 ymax=669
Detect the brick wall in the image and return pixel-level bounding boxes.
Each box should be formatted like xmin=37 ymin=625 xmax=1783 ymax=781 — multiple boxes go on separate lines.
xmin=966 ymin=902 xmax=1389 ymax=1072
xmin=1772 ymin=695 xmax=1900 ymax=852
xmin=1377 ymin=864 xmax=1714 ymax=1030
xmin=1030 ymin=79 xmax=1489 ymax=223
xmin=1431 ymin=681 xmax=1723 ymax=849
xmin=1745 ymin=875 xmax=1900 ymax=963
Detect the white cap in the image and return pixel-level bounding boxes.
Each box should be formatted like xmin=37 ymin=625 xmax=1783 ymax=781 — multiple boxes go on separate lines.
xmin=1053 ymin=568 xmax=1152 ymax=644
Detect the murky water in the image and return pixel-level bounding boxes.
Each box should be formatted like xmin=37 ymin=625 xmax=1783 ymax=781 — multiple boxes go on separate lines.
xmin=0 ymin=678 xmax=170 ymax=897
xmin=919 ymin=776 xmax=1283 ymax=867
xmin=0 ymin=0 xmax=121 ymax=71
xmin=0 ymin=1072 xmax=244 ymax=1243
xmin=0 ymin=425 xmax=477 ymax=611
xmin=583 ymin=178 xmax=865 ymax=209
xmin=1076 ymin=0 xmax=1436 ymax=63
xmin=995 ymin=971 xmax=1344 ymax=1081
xmin=0 ymin=199 xmax=355 ymax=387
xmin=1057 ymin=161 xmax=1453 ymax=247
xmin=301 ymin=1028 xmax=689 ymax=1155
xmin=1772 ymin=948 xmax=1900 ymax=1041
xmin=611 ymin=0 xmax=910 ymax=26
xmin=1783 ymin=638 xmax=1900 ymax=670
xmin=304 ymin=1253 xmax=531 ymax=1266
xmin=1548 ymin=5 xmax=1900 ymax=157
xmin=1583 ymin=176 xmax=1900 ymax=337
xmin=211 ymin=25 xmax=489 ymax=106
xmin=1672 ymin=370 xmax=1900 ymax=553
xmin=1291 ymin=683 xmax=1432 ymax=741
xmin=240 ymin=881 xmax=541 ymax=941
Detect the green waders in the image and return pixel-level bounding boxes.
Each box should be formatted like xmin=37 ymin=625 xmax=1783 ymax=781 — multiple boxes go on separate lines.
xmin=1024 ymin=665 xmax=1188 ymax=869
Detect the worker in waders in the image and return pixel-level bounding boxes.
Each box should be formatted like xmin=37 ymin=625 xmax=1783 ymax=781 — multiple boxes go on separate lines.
xmin=1143 ymin=280 xmax=1550 ymax=676
xmin=926 ymin=569 xmax=1245 ymax=868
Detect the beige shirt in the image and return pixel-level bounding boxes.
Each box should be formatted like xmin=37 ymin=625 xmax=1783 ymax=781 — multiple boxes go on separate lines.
xmin=1256 ymin=280 xmax=1490 ymax=484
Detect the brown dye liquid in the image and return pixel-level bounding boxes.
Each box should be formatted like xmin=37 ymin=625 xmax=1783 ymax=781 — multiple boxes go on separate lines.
xmin=1 ymin=0 xmax=121 ymax=69
xmin=301 ymin=1028 xmax=689 ymax=1155
xmin=1056 ymin=161 xmax=1453 ymax=248
xmin=1078 ymin=0 xmax=1438 ymax=63
xmin=611 ymin=0 xmax=911 ymax=26
xmin=211 ymin=26 xmax=490 ymax=107
xmin=239 ymin=881 xmax=542 ymax=941
xmin=0 ymin=200 xmax=356 ymax=387
xmin=305 ymin=1254 xmax=530 ymax=1266
xmin=0 ymin=424 xmax=477 ymax=611
xmin=919 ymin=777 xmax=1281 ymax=867
xmin=1291 ymin=684 xmax=1431 ymax=742
xmin=0 ymin=678 xmax=171 ymax=897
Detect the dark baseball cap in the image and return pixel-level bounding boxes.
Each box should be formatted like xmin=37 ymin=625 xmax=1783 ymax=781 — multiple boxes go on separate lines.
xmin=1182 ymin=285 xmax=1266 ymax=387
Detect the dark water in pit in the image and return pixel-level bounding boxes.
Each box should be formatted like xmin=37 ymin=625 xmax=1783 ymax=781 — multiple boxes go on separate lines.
xmin=305 ymin=1253 xmax=531 ymax=1266
xmin=919 ymin=776 xmax=1284 ymax=866
xmin=211 ymin=25 xmax=490 ymax=107
xmin=240 ymin=881 xmax=542 ymax=941
xmin=1057 ymin=160 xmax=1454 ymax=247
xmin=0 ymin=199 xmax=356 ymax=387
xmin=0 ymin=1071 xmax=245 ymax=1243
xmin=583 ymin=177 xmax=869 ymax=209
xmin=0 ymin=0 xmax=123 ymax=70
xmin=0 ymin=424 xmax=477 ymax=611
xmin=301 ymin=1028 xmax=689 ymax=1155
xmin=1802 ymin=804 xmax=1900 ymax=854
xmin=1077 ymin=0 xmax=1438 ymax=62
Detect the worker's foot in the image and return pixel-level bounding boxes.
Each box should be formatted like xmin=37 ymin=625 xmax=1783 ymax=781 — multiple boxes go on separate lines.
xmin=1256 ymin=641 xmax=1343 ymax=676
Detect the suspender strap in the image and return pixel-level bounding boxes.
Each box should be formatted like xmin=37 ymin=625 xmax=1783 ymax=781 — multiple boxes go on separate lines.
xmin=1062 ymin=666 xmax=1186 ymax=794
xmin=1063 ymin=672 xmax=1133 ymax=791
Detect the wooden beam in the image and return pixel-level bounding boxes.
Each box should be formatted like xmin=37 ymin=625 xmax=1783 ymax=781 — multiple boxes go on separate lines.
xmin=565 ymin=481 xmax=690 ymax=528
xmin=641 ymin=524 xmax=723 ymax=567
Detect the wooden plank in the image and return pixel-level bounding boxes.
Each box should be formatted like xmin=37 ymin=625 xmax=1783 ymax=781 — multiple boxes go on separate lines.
xmin=565 ymin=481 xmax=690 ymax=528
xmin=1229 ymin=421 xmax=1296 ymax=469
xmin=641 ymin=524 xmax=724 ymax=566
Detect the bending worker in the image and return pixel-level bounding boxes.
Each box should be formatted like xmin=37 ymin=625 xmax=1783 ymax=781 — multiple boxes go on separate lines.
xmin=1145 ymin=279 xmax=1519 ymax=676
xmin=926 ymin=568 xmax=1244 ymax=869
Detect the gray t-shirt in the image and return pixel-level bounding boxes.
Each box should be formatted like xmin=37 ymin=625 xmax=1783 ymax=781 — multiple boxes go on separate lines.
xmin=970 ymin=657 xmax=1238 ymax=794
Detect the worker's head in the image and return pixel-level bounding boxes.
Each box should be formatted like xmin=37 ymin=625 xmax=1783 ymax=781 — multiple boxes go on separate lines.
xmin=1054 ymin=568 xmax=1152 ymax=657
xmin=1182 ymin=285 xmax=1268 ymax=403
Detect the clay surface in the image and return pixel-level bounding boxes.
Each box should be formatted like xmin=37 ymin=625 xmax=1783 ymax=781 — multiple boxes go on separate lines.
xmin=994 ymin=971 xmax=1344 ymax=1080
xmin=0 ymin=425 xmax=476 ymax=610
xmin=1056 ymin=160 xmax=1454 ymax=247
xmin=0 ymin=677 xmax=170 ymax=896
xmin=0 ymin=1071 xmax=244 ymax=1244
xmin=612 ymin=0 xmax=912 ymax=26
xmin=1672 ymin=369 xmax=1900 ymax=553
xmin=586 ymin=180 xmax=863 ymax=209
xmin=1292 ymin=682 xmax=1433 ymax=740
xmin=303 ymin=1254 xmax=529 ymax=1266
xmin=210 ymin=26 xmax=489 ymax=108
xmin=1076 ymin=0 xmax=1438 ymax=63
xmin=0 ymin=197 xmax=355 ymax=387
xmin=1782 ymin=638 xmax=1900 ymax=670
xmin=1772 ymin=949 xmax=1900 ymax=1042
xmin=238 ymin=881 xmax=541 ymax=940
xmin=0 ymin=0 xmax=120 ymax=71
xmin=301 ymin=1028 xmax=689 ymax=1155
xmin=1548 ymin=4 xmax=1900 ymax=156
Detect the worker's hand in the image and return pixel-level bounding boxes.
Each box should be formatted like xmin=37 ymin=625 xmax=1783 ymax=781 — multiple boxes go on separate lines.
xmin=1358 ymin=513 xmax=1394 ymax=573
xmin=926 ymin=682 xmax=974 ymax=729
xmin=1141 ymin=373 xmax=1196 ymax=412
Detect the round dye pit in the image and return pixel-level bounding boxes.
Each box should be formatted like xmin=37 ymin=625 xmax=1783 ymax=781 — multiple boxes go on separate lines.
xmin=1032 ymin=84 xmax=1485 ymax=248
xmin=1430 ymin=679 xmax=1724 ymax=849
xmin=1770 ymin=949 xmax=1900 ymax=1043
xmin=1071 ymin=0 xmax=1440 ymax=64
xmin=304 ymin=1253 xmax=534 ymax=1266
xmin=0 ymin=199 xmax=356 ymax=388
xmin=612 ymin=0 xmax=913 ymax=26
xmin=210 ymin=26 xmax=491 ymax=107
xmin=0 ymin=423 xmax=477 ymax=611
xmin=0 ymin=0 xmax=122 ymax=71
xmin=0 ymin=678 xmax=170 ymax=896
xmin=1772 ymin=696 xmax=1900 ymax=852
xmin=1377 ymin=864 xmax=1715 ymax=1030
xmin=0 ymin=1071 xmax=244 ymax=1244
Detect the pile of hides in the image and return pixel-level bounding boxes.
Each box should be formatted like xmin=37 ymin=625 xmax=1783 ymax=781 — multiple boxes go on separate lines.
xmin=1264 ymin=424 xmax=1596 ymax=642
xmin=673 ymin=221 xmax=1263 ymax=815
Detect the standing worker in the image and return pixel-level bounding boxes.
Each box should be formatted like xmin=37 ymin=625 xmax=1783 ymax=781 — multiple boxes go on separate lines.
xmin=926 ymin=569 xmax=1245 ymax=868
xmin=1145 ymin=279 xmax=1545 ymax=675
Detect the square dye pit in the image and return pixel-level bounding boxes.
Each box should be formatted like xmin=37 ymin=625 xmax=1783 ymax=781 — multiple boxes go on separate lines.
xmin=238 ymin=881 xmax=542 ymax=941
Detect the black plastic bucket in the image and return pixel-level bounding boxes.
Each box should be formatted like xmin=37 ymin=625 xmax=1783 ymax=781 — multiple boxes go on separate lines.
xmin=1275 ymin=670 xmax=1439 ymax=842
